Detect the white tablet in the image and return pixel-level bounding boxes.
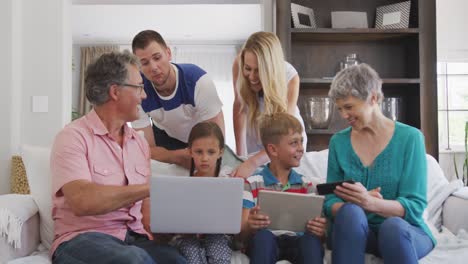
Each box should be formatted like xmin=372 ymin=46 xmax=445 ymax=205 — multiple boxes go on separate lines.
xmin=258 ymin=190 xmax=324 ymax=233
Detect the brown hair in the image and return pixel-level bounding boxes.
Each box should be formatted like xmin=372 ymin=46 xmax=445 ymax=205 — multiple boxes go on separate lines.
xmin=132 ymin=30 xmax=168 ymax=53
xmin=259 ymin=112 xmax=303 ymax=148
xmin=188 ymin=122 xmax=225 ymax=176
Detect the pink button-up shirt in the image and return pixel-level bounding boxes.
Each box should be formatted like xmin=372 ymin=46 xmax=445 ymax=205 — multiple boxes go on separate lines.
xmin=50 ymin=109 xmax=151 ymax=255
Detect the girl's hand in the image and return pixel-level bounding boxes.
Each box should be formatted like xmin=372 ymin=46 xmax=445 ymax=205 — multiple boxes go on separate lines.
xmin=247 ymin=205 xmax=270 ymax=230
xmin=334 ymin=182 xmax=378 ymax=212
xmin=306 ymin=217 xmax=327 ymax=238
xmin=231 ymin=160 xmax=257 ymax=178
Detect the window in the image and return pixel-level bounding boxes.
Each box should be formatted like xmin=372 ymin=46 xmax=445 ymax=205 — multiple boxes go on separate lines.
xmin=172 ymin=45 xmax=239 ymax=150
xmin=438 ymin=62 xmax=468 ymax=151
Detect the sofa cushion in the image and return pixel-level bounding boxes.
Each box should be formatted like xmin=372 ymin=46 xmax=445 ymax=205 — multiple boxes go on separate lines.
xmin=423 ymin=154 xmax=465 ymax=231
xmin=442 ymin=195 xmax=468 ymax=235
xmin=21 ymin=145 xmax=54 ymax=249
xmin=295 ymin=149 xmax=329 ymax=185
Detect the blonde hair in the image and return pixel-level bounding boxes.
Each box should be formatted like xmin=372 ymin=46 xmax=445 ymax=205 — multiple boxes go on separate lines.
xmin=238 ymin=31 xmax=288 ymax=129
xmin=259 ymin=113 xmax=303 ymax=149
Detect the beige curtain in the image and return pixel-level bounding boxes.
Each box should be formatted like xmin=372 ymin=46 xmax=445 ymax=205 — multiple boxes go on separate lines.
xmin=79 ymin=45 xmax=119 ymax=115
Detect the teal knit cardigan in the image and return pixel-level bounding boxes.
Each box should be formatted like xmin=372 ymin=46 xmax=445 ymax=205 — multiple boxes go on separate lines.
xmin=324 ymin=122 xmax=435 ymax=244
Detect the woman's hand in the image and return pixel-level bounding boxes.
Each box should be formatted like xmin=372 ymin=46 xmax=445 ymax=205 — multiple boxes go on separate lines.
xmin=368 ymin=187 xmax=383 ymax=199
xmin=334 ymin=182 xmax=379 ymax=212
xmin=231 ymin=159 xmax=257 ymax=178
xmin=247 ymin=205 xmax=270 ymax=231
xmin=306 ymin=217 xmax=327 ymax=238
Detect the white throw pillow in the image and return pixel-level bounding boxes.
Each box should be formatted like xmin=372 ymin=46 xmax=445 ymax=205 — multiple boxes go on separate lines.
xmin=295 ymin=149 xmax=329 ymax=186
xmin=21 ymin=145 xmax=54 ymax=249
xmin=424 ymin=154 xmax=452 ymax=231
xmin=151 ymin=160 xmax=189 ymax=177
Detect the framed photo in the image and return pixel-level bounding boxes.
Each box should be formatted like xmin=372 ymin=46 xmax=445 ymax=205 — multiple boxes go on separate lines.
xmin=331 ymin=11 xmax=368 ymax=29
xmin=375 ymin=1 xmax=411 ymax=29
xmin=291 ymin=3 xmax=317 ymax=29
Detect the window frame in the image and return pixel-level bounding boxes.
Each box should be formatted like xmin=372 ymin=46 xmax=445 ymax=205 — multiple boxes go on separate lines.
xmin=437 ymin=61 xmax=468 ymax=152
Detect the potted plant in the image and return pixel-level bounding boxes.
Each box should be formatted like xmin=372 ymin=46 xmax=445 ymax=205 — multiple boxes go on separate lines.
xmin=454 ymin=121 xmax=468 ymax=186
xmin=71 ymin=108 xmax=81 ymax=121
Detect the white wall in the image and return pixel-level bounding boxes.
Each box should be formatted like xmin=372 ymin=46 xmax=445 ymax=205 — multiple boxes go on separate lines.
xmin=0 ymin=0 xmax=72 ymax=194
xmin=437 ymin=0 xmax=468 ymax=61
xmin=0 ymin=0 xmax=13 ymax=194
xmin=20 ymin=0 xmax=72 ymax=148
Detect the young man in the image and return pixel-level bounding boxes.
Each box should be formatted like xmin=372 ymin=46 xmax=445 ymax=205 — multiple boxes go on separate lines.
xmin=50 ymin=51 xmax=186 ymax=264
xmin=131 ymin=30 xmax=225 ymax=169
xmin=238 ymin=112 xmax=326 ymax=264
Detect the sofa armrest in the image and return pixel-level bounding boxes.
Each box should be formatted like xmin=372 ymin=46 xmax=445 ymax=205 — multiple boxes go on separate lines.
xmin=0 ymin=213 xmax=40 ymax=262
xmin=443 ymin=195 xmax=468 ymax=234
xmin=0 ymin=194 xmax=41 ymax=263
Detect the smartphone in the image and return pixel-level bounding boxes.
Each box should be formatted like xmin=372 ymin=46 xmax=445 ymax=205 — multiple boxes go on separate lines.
xmin=316 ymin=180 xmax=356 ymax=195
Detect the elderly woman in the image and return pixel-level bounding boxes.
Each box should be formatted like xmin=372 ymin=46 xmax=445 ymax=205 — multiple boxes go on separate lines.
xmin=324 ymin=64 xmax=435 ymax=263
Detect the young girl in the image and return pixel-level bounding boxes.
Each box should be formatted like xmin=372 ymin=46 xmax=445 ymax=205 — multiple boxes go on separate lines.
xmin=176 ymin=121 xmax=232 ymax=264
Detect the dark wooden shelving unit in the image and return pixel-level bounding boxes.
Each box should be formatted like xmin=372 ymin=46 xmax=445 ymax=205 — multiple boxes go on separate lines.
xmin=277 ymin=0 xmax=438 ymax=157
xmin=291 ymin=28 xmax=420 ymax=42
xmin=300 ymin=78 xmax=420 ymax=85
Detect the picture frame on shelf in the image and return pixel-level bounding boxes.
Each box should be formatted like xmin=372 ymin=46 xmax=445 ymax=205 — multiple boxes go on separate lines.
xmin=291 ymin=3 xmax=317 ymax=29
xmin=331 ymin=11 xmax=368 ymax=29
xmin=375 ymin=1 xmax=411 ymax=29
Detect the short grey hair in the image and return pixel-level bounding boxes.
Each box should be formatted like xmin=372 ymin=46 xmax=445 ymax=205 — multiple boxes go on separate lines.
xmin=85 ymin=50 xmax=140 ymax=106
xmin=329 ymin=63 xmax=383 ymax=103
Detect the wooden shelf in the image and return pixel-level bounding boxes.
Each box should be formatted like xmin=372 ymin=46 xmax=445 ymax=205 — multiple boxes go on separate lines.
xmin=300 ymin=78 xmax=420 ymax=87
xmin=277 ymin=0 xmax=437 ymax=157
xmin=291 ymin=28 xmax=420 ymax=42
xmin=306 ymin=129 xmax=340 ymax=135
xmin=382 ymin=78 xmax=421 ymax=84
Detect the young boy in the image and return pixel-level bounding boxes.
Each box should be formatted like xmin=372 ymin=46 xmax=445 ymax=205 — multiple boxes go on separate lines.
xmin=238 ymin=112 xmax=326 ymax=264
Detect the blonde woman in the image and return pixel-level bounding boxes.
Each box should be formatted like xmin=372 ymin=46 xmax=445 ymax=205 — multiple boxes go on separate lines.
xmin=231 ymin=31 xmax=307 ymax=178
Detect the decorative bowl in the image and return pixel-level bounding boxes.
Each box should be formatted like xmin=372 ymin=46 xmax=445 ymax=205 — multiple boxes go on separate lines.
xmin=302 ymin=97 xmax=334 ymax=129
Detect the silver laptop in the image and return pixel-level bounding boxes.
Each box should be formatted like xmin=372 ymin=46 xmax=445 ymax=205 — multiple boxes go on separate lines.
xmin=150 ymin=175 xmax=244 ymax=234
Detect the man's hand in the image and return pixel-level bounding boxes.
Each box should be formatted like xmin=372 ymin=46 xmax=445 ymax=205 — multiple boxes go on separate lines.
xmin=334 ymin=182 xmax=379 ymax=212
xmin=247 ymin=205 xmax=270 ymax=231
xmin=174 ymin=148 xmax=192 ymax=169
xmin=306 ymin=217 xmax=327 ymax=238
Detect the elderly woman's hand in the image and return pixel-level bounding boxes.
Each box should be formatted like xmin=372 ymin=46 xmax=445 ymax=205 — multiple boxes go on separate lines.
xmin=334 ymin=182 xmax=379 ymax=212
xmin=368 ymin=187 xmax=383 ymax=199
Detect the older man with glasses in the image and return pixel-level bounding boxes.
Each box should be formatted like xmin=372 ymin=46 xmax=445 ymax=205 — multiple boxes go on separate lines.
xmin=50 ymin=51 xmax=187 ymax=264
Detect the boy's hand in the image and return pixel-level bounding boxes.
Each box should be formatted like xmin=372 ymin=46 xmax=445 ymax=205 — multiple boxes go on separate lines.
xmin=306 ymin=217 xmax=327 ymax=238
xmin=248 ymin=205 xmax=270 ymax=230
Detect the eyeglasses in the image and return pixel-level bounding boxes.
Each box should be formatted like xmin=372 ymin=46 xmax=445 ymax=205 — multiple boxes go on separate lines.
xmin=117 ymin=83 xmax=144 ymax=95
